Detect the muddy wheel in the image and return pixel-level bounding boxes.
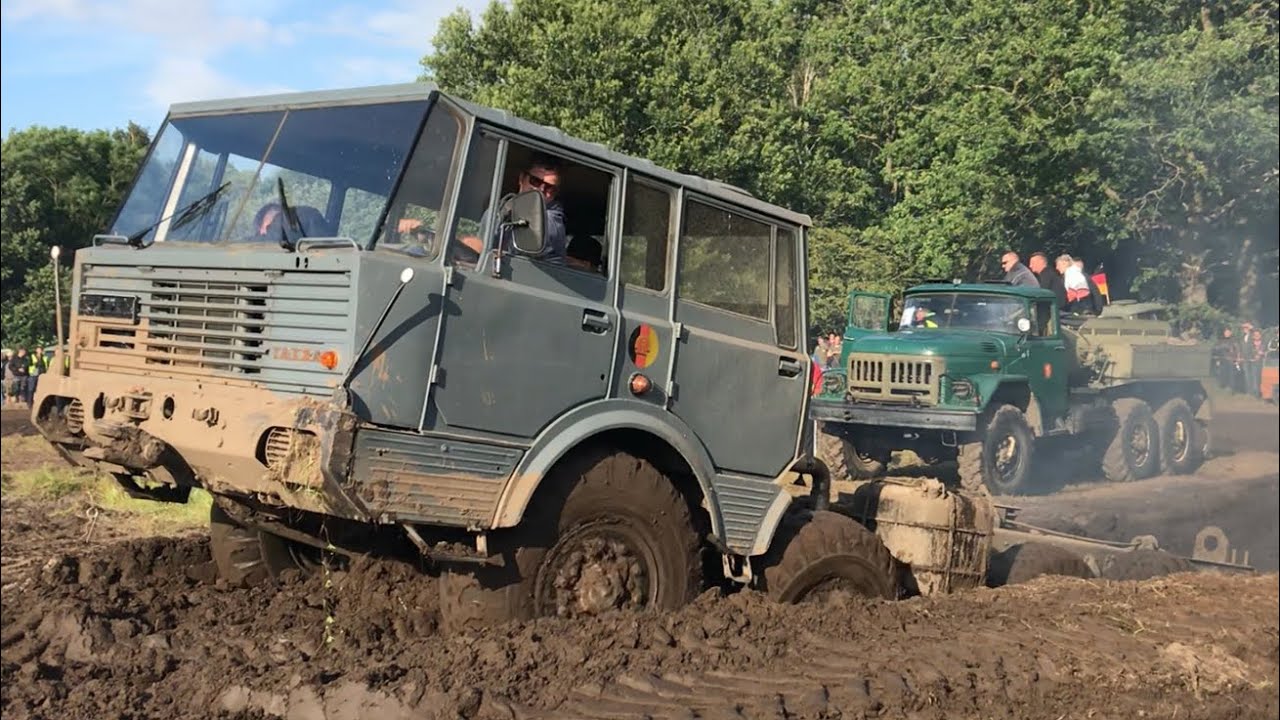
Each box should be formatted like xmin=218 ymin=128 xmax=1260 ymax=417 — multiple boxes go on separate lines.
xmin=1154 ymin=398 xmax=1204 ymax=475
xmin=985 ymin=542 xmax=1094 ymax=587
xmin=757 ymin=509 xmax=896 ymax=602
xmin=209 ymin=504 xmax=311 ymax=587
xmin=438 ymin=449 xmax=702 ymax=632
xmin=1101 ymin=549 xmax=1194 ymax=581
xmin=1103 ymin=398 xmax=1159 ymax=482
xmin=957 ymin=405 xmax=1034 ymax=495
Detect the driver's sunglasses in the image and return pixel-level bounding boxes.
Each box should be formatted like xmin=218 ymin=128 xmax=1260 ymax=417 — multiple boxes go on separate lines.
xmin=525 ymin=172 xmax=559 ymax=192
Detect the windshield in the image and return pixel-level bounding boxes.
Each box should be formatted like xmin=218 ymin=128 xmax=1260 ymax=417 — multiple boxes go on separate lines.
xmin=900 ymin=292 xmax=1028 ymax=333
xmin=111 ymin=100 xmax=429 ymax=247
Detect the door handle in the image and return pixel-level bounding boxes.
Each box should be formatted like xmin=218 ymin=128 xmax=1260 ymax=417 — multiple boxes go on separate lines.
xmin=1051 ymin=345 xmax=1066 ymax=352
xmin=778 ymin=357 xmax=803 ymax=377
xmin=581 ymin=309 xmax=612 ymax=334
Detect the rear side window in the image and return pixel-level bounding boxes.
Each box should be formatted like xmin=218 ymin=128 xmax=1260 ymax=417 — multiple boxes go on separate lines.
xmin=775 ymin=228 xmax=798 ymax=348
xmin=620 ymin=180 xmax=672 ymax=292
xmin=678 ymin=200 xmax=771 ymax=320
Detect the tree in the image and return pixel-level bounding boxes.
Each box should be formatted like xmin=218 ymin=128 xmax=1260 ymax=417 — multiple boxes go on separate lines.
xmin=1 ymin=124 xmax=150 ymax=349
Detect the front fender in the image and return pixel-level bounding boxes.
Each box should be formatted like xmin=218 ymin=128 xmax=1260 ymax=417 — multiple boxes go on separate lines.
xmin=491 ymin=399 xmax=727 ymax=545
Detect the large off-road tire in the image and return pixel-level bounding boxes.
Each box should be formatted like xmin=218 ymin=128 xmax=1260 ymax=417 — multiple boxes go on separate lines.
xmin=438 ymin=449 xmax=702 ymax=632
xmin=757 ymin=509 xmax=896 ymax=602
xmin=985 ymin=542 xmax=1094 ymax=587
xmin=209 ymin=504 xmax=308 ymax=587
xmin=956 ymin=404 xmax=1035 ymax=495
xmin=1100 ymin=549 xmax=1194 ymax=581
xmin=1102 ymin=398 xmax=1159 ymax=482
xmin=1154 ymin=398 xmax=1205 ymax=475
xmin=815 ymin=427 xmax=887 ymax=481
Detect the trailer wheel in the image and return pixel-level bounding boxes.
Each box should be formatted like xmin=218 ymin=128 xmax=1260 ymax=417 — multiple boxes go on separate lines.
xmin=758 ymin=509 xmax=897 ymax=602
xmin=957 ymin=405 xmax=1034 ymax=495
xmin=1101 ymin=549 xmax=1194 ymax=581
xmin=1102 ymin=398 xmax=1159 ymax=482
xmin=209 ymin=504 xmax=311 ymax=587
xmin=1154 ymin=398 xmax=1204 ymax=475
xmin=438 ymin=449 xmax=702 ymax=632
xmin=985 ymin=542 xmax=1093 ymax=587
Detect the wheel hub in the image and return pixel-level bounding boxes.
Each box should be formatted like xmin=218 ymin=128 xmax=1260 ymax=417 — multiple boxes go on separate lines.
xmin=542 ymin=529 xmax=649 ymax=617
xmin=1170 ymin=420 xmax=1189 ymax=462
xmin=994 ymin=434 xmax=1020 ymax=481
xmin=1130 ymin=424 xmax=1151 ymax=465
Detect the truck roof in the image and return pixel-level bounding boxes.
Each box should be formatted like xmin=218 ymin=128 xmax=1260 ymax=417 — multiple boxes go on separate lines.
xmin=906 ymin=282 xmax=1056 ymax=301
xmin=166 ymin=82 xmax=813 ymax=229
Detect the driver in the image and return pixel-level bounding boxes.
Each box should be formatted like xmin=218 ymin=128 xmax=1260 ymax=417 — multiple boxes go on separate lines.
xmin=457 ymin=154 xmax=568 ymax=267
xmin=911 ymin=306 xmax=938 ymax=328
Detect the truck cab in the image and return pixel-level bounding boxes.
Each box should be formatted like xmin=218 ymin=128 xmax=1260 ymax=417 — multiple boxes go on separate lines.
xmin=31 ymin=83 xmax=822 ymax=622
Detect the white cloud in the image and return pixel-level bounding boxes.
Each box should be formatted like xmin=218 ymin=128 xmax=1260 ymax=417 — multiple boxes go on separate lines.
xmin=143 ymin=55 xmax=294 ymax=108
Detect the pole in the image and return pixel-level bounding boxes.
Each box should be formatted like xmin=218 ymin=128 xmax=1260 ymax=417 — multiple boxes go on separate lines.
xmin=50 ymin=246 xmax=66 ymax=377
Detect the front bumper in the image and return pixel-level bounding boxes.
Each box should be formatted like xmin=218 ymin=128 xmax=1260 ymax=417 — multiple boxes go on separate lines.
xmin=31 ymin=369 xmax=366 ymax=520
xmin=810 ymin=398 xmax=978 ymax=432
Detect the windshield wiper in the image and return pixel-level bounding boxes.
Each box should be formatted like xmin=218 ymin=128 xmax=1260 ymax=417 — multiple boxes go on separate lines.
xmin=276 ymin=177 xmax=301 ymax=252
xmin=126 ymin=181 xmax=231 ymax=248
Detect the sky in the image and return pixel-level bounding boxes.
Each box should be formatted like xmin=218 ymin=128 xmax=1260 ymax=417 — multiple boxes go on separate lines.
xmin=0 ymin=0 xmax=491 ymax=137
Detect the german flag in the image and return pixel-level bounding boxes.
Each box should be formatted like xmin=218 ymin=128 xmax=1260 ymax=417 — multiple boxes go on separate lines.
xmin=1092 ymin=273 xmax=1110 ymax=304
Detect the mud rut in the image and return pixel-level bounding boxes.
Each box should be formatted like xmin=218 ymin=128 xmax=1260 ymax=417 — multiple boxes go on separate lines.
xmin=2 ymin=406 xmax=1278 ymax=720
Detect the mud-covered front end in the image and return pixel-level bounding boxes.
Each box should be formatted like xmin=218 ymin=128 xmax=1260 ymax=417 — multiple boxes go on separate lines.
xmin=32 ymin=245 xmax=401 ymax=521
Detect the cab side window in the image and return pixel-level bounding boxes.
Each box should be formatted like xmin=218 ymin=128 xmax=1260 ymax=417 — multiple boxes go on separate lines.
xmin=775 ymin=228 xmax=799 ymax=348
xmin=619 ymin=180 xmax=672 ymax=292
xmin=678 ymin=200 xmax=771 ymax=320
xmin=450 ymin=140 xmax=613 ymax=275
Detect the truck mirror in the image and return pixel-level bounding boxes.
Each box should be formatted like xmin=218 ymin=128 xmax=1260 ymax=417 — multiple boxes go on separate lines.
xmin=504 ymin=190 xmax=546 ymax=256
xmin=1016 ymin=317 xmax=1032 ymax=334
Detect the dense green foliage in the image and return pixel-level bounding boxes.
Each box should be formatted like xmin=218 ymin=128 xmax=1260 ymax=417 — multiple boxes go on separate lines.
xmin=426 ymin=0 xmax=1278 ymax=330
xmin=2 ymin=125 xmax=150 ymax=349
xmin=1 ymin=1 xmax=1275 ymax=349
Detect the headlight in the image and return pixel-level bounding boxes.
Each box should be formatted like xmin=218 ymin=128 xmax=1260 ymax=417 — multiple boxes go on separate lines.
xmin=820 ymin=371 xmax=848 ymax=397
xmin=950 ymin=378 xmax=974 ymax=399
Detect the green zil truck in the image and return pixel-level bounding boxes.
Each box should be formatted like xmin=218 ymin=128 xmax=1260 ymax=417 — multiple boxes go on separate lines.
xmin=811 ymin=283 xmax=1212 ymax=494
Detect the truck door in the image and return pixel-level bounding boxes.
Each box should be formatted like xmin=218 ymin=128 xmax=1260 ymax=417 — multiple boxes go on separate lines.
xmin=846 ymin=291 xmax=892 ymax=339
xmin=668 ymin=197 xmax=806 ymax=478
xmin=1024 ymin=298 xmax=1070 ymax=427
xmin=428 ymin=134 xmax=620 ymax=439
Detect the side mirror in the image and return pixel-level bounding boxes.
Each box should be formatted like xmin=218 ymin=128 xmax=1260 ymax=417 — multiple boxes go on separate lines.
xmin=1016 ymin=317 xmax=1032 ymax=334
xmin=504 ymin=190 xmax=546 ymax=255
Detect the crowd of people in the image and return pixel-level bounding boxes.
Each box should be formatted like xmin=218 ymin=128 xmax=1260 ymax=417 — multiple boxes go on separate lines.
xmin=1001 ymin=250 xmax=1106 ymax=315
xmin=1212 ymin=322 xmax=1277 ymax=397
xmin=1 ymin=347 xmax=48 ymax=409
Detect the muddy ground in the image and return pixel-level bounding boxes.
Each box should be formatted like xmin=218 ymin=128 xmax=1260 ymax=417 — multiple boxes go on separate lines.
xmin=1 ymin=403 xmax=1277 ymax=719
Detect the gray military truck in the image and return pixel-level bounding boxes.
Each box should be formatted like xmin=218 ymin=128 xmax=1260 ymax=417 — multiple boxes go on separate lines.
xmin=812 ymin=284 xmax=1212 ymax=494
xmin=32 ymin=83 xmax=901 ymax=626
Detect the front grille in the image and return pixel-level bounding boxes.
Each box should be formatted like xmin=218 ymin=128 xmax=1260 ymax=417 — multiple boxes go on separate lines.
xmin=847 ymin=353 xmax=942 ymax=404
xmin=263 ymin=427 xmax=296 ymax=470
xmin=75 ymin=263 xmax=353 ymax=396
xmin=145 ymin=280 xmax=269 ymax=373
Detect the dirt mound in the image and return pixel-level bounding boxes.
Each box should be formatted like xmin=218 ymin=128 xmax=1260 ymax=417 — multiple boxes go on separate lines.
xmin=2 ymin=535 xmax=1276 ymax=720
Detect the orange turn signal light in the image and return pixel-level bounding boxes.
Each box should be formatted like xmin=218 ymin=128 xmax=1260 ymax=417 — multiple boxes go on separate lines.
xmin=319 ymin=350 xmax=339 ymax=370
xmin=629 ymin=373 xmax=652 ymax=396
xmin=990 ymin=360 xmax=1001 ymax=370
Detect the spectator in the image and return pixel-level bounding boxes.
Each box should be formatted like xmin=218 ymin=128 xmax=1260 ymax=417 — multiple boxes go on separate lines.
xmin=8 ymin=348 xmax=30 ymax=408
xmin=1058 ymin=255 xmax=1094 ymax=314
xmin=1073 ymin=258 xmax=1104 ymax=314
xmin=1244 ymin=327 xmax=1265 ymax=397
xmin=825 ymin=331 xmax=842 ymax=368
xmin=999 ymin=251 xmax=1039 ymax=287
xmin=1 ymin=350 xmax=11 ymax=407
xmin=1028 ymin=252 xmax=1067 ymax=308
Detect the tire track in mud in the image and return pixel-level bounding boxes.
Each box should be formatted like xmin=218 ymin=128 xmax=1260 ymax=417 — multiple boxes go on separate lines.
xmin=2 ymin=537 xmax=1276 ymax=720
